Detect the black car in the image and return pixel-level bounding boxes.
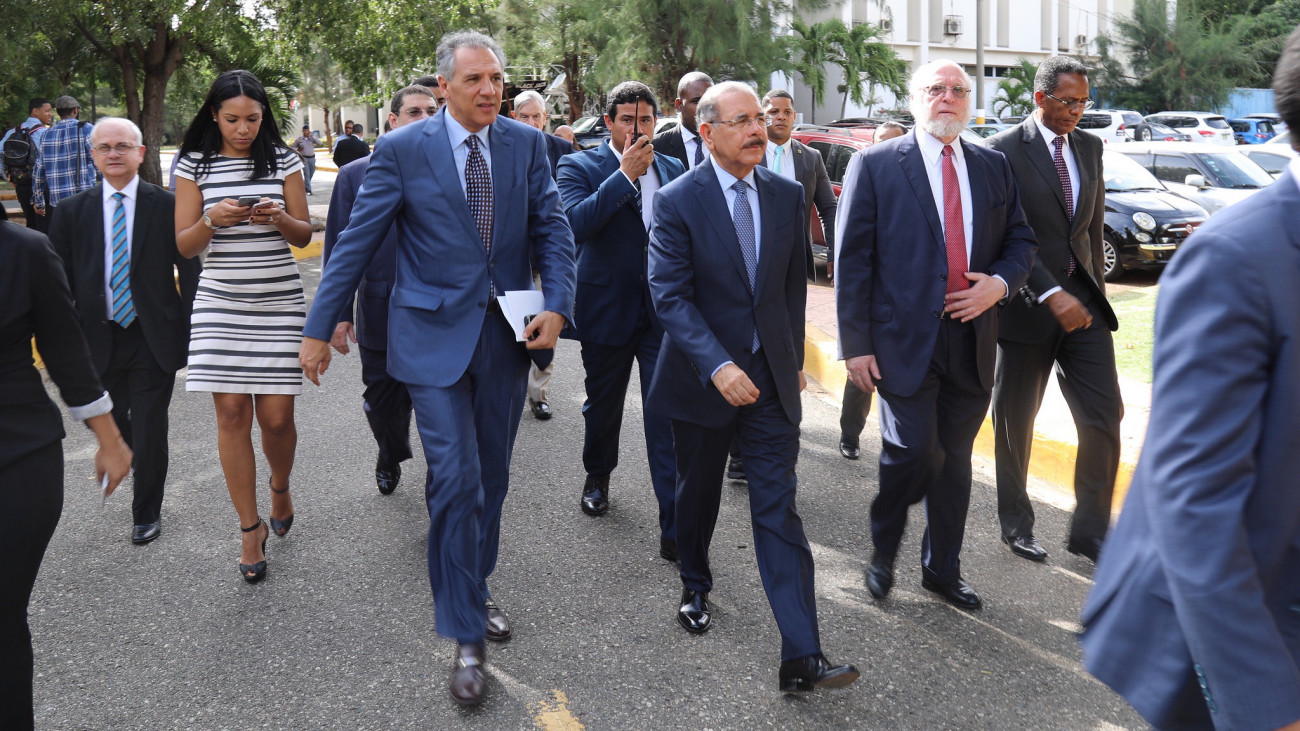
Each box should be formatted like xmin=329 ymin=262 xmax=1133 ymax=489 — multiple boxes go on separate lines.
xmin=1101 ymin=151 xmax=1207 ymax=281
xmin=570 ymin=115 xmax=610 ymax=150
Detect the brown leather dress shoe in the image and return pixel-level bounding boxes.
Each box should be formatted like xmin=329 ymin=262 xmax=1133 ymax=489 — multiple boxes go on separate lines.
xmin=485 ymin=600 xmax=511 ymax=642
xmin=450 ymin=643 xmax=486 ymax=706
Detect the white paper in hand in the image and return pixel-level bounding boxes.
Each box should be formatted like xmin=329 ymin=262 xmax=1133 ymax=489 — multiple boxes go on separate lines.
xmin=496 ymin=290 xmax=546 ymax=342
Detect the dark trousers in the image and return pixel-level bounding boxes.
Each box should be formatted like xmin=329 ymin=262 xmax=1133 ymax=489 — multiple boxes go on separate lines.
xmin=0 ymin=441 xmax=63 ymax=730
xmin=873 ymin=319 xmax=990 ymax=583
xmin=992 ymin=293 xmax=1122 ymax=544
xmin=14 ymin=183 xmax=44 ymax=233
xmin=839 ymin=378 xmax=873 ymax=444
xmin=101 ymin=322 xmax=175 ymax=525
xmin=578 ymin=319 xmax=676 ymax=540
xmin=672 ymin=350 xmax=820 ymax=662
xmin=359 ymin=345 xmax=413 ymax=468
xmin=406 ymin=314 xmax=528 ymax=645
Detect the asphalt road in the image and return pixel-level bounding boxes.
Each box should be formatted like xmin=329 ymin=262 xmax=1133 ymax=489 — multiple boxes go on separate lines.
xmin=31 ymin=261 xmax=1145 ymax=730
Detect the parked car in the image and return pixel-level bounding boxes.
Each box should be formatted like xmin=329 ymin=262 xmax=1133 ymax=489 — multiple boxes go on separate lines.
xmin=1266 ymin=130 xmax=1291 ymax=147
xmin=967 ymin=122 xmax=1010 ymax=138
xmin=1143 ymin=112 xmax=1236 ymax=146
xmin=1100 ymin=150 xmax=1207 ymax=281
xmin=1229 ymin=117 xmax=1277 ymax=144
xmin=570 ymin=115 xmax=609 ymax=150
xmin=1112 ymin=142 xmax=1274 ymax=214
xmin=1142 ymin=121 xmax=1192 ymax=142
xmin=1241 ymin=112 xmax=1288 ymax=134
xmin=1075 ymin=110 xmax=1134 ymax=144
xmin=1238 ymin=144 xmax=1297 ymax=179
xmin=790 ymin=126 xmax=875 ymax=259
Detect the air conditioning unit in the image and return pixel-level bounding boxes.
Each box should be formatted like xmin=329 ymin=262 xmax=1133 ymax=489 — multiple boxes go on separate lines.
xmin=879 ymin=17 xmax=893 ymax=32
xmin=1076 ymin=34 xmax=1089 ymax=46
xmin=944 ymin=16 xmax=962 ymax=36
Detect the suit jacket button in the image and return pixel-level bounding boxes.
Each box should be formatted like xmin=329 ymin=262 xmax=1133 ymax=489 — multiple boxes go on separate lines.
xmin=478 ymin=301 xmax=486 ymax=308
xmin=940 ymin=273 xmax=947 ymax=280
xmin=932 ymin=310 xmax=941 ymax=318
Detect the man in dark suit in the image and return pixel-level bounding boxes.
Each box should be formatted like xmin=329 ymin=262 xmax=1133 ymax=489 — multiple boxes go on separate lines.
xmin=835 ymin=60 xmax=1037 ymax=610
xmin=652 ymin=72 xmax=713 ymax=171
xmin=47 ymin=117 xmax=200 ymax=544
xmin=299 ymin=32 xmax=575 ymax=706
xmin=511 ymin=88 xmax=575 ymax=419
xmin=332 ymin=124 xmax=369 ymax=168
xmin=648 ymin=81 xmax=858 ymax=692
xmin=556 ymin=81 xmax=684 ymax=559
xmin=1080 ymin=28 xmax=1300 ymax=730
xmin=985 ymin=56 xmax=1121 ymax=564
xmin=322 ymin=84 xmax=439 ymax=495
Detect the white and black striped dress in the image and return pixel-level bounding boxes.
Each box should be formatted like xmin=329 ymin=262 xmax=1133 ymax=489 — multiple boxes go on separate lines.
xmin=176 ymin=149 xmax=306 ymax=395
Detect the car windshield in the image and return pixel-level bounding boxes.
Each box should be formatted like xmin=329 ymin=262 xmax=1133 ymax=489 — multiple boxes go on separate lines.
xmin=1195 ymin=151 xmax=1275 ymax=188
xmin=1104 ymin=151 xmax=1165 ymax=191
xmin=1244 ymin=151 xmax=1292 ymax=175
xmin=571 ymin=116 xmax=598 ymax=133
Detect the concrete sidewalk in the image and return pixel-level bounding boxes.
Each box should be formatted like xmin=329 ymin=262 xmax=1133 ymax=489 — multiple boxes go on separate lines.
xmin=802 ymin=281 xmax=1147 ymax=511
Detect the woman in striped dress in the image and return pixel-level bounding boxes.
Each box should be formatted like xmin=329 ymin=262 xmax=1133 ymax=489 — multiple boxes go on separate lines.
xmin=174 ymin=70 xmax=312 ymax=583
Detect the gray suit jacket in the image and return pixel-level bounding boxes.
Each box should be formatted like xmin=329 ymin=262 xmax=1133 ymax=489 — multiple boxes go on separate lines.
xmin=1080 ymin=169 xmax=1300 ymax=730
xmin=789 ymin=137 xmax=837 ymax=260
xmin=986 ymin=118 xmax=1116 ymax=342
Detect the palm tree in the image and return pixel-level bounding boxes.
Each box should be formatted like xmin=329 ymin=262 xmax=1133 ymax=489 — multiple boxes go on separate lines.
xmin=992 ymin=58 xmax=1037 ymax=120
xmin=788 ymin=18 xmax=842 ymax=123
xmin=832 ymin=21 xmax=907 ymax=118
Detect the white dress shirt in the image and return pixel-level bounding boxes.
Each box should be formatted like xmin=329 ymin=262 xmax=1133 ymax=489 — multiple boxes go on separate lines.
xmin=682 ymin=126 xmax=707 ymax=169
xmin=765 ymin=139 xmax=797 ymax=182
xmin=446 ymin=114 xmax=493 ymax=197
xmin=102 ymin=175 xmax=140 ymax=319
xmin=609 ymin=139 xmax=660 ymax=231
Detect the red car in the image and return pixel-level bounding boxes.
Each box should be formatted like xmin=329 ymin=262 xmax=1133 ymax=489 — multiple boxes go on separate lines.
xmin=790 ymin=125 xmax=877 ymax=256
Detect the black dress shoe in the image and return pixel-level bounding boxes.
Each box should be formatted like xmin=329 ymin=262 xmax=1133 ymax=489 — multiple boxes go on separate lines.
xmin=449 ymin=643 xmax=486 ymax=706
xmin=921 ymin=576 xmax=983 ymax=609
xmin=865 ymin=552 xmax=894 ymax=599
xmin=839 ymin=439 xmax=861 ymax=460
xmin=580 ymin=475 xmax=609 ymax=516
xmin=376 ymin=459 xmax=401 ymax=495
xmin=131 ymin=521 xmax=161 ymax=545
xmin=1066 ymin=536 xmax=1103 ymax=563
xmin=485 ymin=600 xmax=511 ymax=642
xmin=778 ymin=653 xmax=861 ymax=692
xmin=726 ymin=455 xmax=747 ymax=482
xmin=659 ymin=538 xmax=678 ymax=562
xmin=529 ymin=398 xmax=553 ymax=420
xmin=677 ymin=588 xmax=711 ymax=634
xmin=1002 ymin=534 xmax=1048 ymax=562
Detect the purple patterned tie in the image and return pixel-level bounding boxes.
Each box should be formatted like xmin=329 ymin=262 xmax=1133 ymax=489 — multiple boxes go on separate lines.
xmin=466 ymin=133 xmax=494 ymax=294
xmin=1053 ymin=136 xmax=1078 ymax=277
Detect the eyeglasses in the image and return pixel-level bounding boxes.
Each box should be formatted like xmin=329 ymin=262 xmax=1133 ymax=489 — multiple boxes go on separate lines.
xmin=93 ymin=143 xmax=138 ymax=155
xmin=714 ymin=115 xmax=767 ymax=130
xmin=1043 ymin=92 xmax=1095 ymax=110
xmin=922 ymin=85 xmax=971 ymax=99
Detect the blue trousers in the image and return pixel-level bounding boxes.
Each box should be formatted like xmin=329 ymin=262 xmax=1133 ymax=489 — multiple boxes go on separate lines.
xmin=406 ymin=315 xmax=529 ymax=645
xmin=672 ymin=350 xmax=820 ymax=662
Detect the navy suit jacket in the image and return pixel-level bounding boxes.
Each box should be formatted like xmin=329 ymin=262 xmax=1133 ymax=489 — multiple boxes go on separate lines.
xmin=647 ymin=162 xmax=807 ymax=429
xmin=303 ymin=109 xmax=577 ymax=385
xmin=321 ymin=154 xmax=397 ymax=350
xmin=544 ymin=133 xmax=575 ymax=177
xmin=556 ymin=143 xmax=684 ymax=346
xmin=834 ymin=131 xmax=1037 ymax=397
xmin=1080 ymin=170 xmax=1300 ymax=731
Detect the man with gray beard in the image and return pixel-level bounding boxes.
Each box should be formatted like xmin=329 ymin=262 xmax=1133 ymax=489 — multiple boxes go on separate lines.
xmin=834 ymin=59 xmax=1037 ymax=610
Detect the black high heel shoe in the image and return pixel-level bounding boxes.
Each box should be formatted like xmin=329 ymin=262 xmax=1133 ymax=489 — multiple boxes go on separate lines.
xmin=269 ymin=477 xmax=294 ymax=537
xmin=239 ymin=519 xmax=268 ymax=583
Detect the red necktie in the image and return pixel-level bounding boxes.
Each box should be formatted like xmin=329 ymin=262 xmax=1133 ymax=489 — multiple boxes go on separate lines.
xmin=941 ymin=145 xmax=967 ymax=294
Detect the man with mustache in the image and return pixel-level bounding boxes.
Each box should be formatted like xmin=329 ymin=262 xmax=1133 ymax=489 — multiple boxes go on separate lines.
xmin=835 ymin=60 xmax=1037 ymax=610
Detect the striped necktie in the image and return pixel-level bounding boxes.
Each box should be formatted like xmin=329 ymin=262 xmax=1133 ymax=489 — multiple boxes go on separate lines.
xmin=109 ymin=192 xmax=135 ymax=327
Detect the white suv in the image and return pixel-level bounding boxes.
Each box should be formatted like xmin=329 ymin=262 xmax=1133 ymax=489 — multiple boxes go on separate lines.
xmin=1075 ymin=110 xmax=1140 ymax=144
xmin=1143 ymin=112 xmax=1236 ymax=146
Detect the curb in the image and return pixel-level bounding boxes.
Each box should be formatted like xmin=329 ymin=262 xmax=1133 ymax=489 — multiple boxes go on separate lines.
xmin=802 ymin=321 xmax=1135 ymax=511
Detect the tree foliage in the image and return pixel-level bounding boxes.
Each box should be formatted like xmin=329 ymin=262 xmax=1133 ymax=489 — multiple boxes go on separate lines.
xmin=991 ymin=58 xmax=1037 ymax=119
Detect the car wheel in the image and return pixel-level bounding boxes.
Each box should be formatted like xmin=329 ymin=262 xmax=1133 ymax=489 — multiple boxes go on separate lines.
xmin=1102 ymin=236 xmax=1123 ymax=282
xmin=1134 ymin=124 xmax=1152 ymax=141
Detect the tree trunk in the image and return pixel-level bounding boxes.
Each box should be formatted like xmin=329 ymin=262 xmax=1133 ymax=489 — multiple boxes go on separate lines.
xmin=564 ymin=53 xmax=584 ymax=122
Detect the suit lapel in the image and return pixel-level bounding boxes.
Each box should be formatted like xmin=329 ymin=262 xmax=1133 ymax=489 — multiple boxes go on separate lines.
xmin=962 ymin=141 xmax=989 ymax=265
xmin=1022 ymin=120 xmax=1071 ymax=222
xmin=1068 ymin=131 xmax=1096 ymax=237
xmin=422 ymin=109 xmax=483 ymax=253
xmin=754 ymin=168 xmax=782 ymax=302
xmin=695 ymin=164 xmax=753 ymax=296
xmin=489 ymin=120 xmax=513 ymax=257
xmin=791 ymin=139 xmax=809 ymax=182
xmin=89 ymin=184 xmax=107 ymax=284
xmin=131 ymin=182 xmax=153 ymax=273
xmin=900 ymin=134 xmax=945 ymax=251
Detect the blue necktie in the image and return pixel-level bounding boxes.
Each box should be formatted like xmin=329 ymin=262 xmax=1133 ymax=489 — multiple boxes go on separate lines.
xmin=731 ymin=180 xmax=760 ymax=353
xmin=694 ymin=138 xmax=705 ymax=167
xmin=109 ymin=192 xmax=135 ymax=327
xmin=465 ymin=134 xmax=494 ymax=296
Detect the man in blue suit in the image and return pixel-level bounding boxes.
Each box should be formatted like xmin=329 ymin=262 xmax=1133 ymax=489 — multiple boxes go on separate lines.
xmin=648 ymin=81 xmax=858 ymax=692
xmin=835 ymin=60 xmax=1037 ymax=611
xmin=556 ymin=81 xmax=683 ymax=559
xmin=321 ymin=83 xmax=439 ymax=496
xmin=1079 ymin=26 xmax=1300 ymax=731
xmin=298 ymin=31 xmax=576 ymax=706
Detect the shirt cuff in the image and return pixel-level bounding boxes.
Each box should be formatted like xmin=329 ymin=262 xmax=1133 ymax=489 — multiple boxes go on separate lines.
xmin=710 ymin=361 xmax=734 ymax=380
xmin=993 ymin=274 xmax=1010 ymax=303
xmin=1036 ymin=285 xmax=1063 ymax=304
xmin=68 ymin=391 xmax=113 ymax=422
